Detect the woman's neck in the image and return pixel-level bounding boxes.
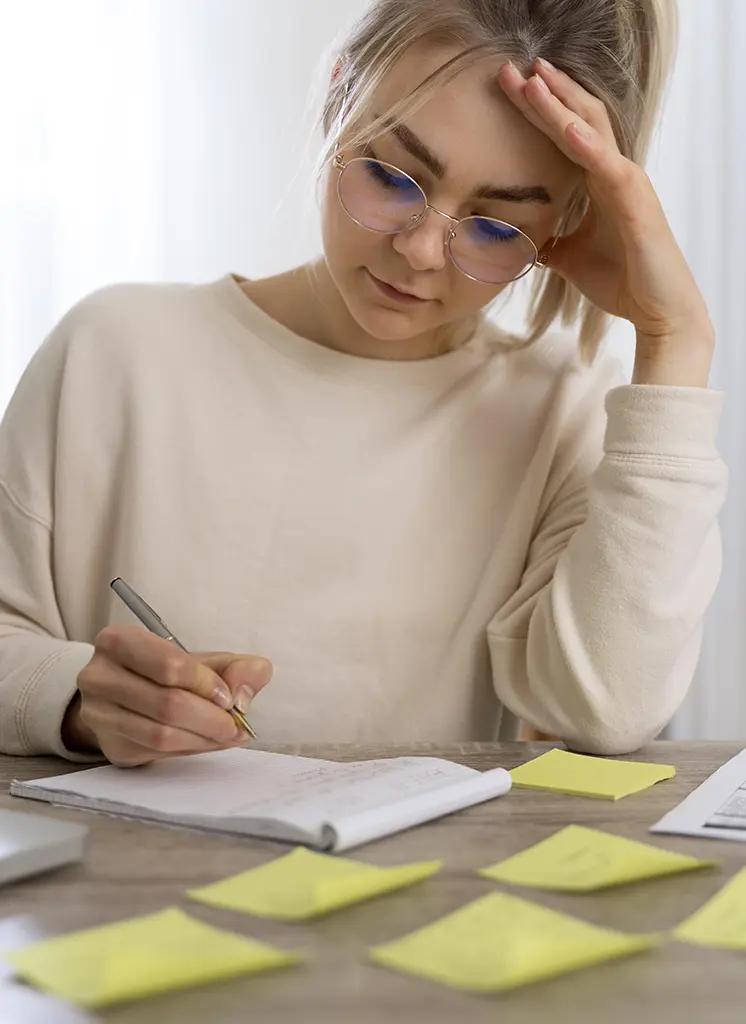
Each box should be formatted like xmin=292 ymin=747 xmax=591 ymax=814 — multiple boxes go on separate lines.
xmin=238 ymin=261 xmax=461 ymax=362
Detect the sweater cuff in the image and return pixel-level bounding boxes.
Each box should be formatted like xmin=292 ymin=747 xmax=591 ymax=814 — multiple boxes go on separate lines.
xmin=604 ymin=385 xmax=724 ymax=460
xmin=20 ymin=643 xmax=104 ymax=762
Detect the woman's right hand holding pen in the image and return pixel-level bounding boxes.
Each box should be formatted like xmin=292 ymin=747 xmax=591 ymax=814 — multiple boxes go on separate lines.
xmin=62 ymin=627 xmax=273 ymax=766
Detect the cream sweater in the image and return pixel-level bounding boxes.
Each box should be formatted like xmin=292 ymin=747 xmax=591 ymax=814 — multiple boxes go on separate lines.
xmin=0 ymin=274 xmax=727 ymax=760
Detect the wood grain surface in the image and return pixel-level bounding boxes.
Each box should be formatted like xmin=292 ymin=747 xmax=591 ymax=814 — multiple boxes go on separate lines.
xmin=1 ymin=741 xmax=744 ymax=1024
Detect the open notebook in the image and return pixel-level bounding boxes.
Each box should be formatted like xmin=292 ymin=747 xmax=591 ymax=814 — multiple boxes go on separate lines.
xmin=10 ymin=749 xmax=511 ymax=852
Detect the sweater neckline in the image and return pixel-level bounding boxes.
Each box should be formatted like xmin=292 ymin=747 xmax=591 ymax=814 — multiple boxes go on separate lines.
xmin=209 ymin=272 xmax=495 ymax=387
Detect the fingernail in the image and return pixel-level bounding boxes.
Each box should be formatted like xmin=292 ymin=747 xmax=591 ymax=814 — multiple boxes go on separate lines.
xmin=570 ymin=120 xmax=592 ymax=141
xmin=232 ymin=725 xmax=246 ymax=743
xmin=236 ymin=684 xmax=254 ymax=714
xmin=212 ymin=682 xmax=233 ymax=709
xmin=537 ymin=57 xmax=556 ymax=72
xmin=532 ymin=73 xmax=550 ymax=93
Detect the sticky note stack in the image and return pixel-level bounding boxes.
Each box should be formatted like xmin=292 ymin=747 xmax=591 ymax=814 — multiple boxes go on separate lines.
xmin=6 ymin=908 xmax=301 ymax=1009
xmin=188 ymin=847 xmax=441 ymax=920
xmin=479 ymin=825 xmax=716 ymax=892
xmin=510 ymin=748 xmax=675 ymax=800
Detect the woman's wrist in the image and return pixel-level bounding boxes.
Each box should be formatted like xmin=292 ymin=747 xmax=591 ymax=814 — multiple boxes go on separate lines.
xmin=632 ymin=324 xmax=715 ymax=388
xmin=61 ymin=691 xmax=100 ymax=753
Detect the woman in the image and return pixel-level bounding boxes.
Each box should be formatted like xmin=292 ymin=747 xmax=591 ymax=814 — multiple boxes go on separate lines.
xmin=0 ymin=0 xmax=725 ymax=767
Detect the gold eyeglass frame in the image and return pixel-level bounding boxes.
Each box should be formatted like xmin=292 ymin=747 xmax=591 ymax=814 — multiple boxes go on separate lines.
xmin=333 ymin=152 xmax=559 ymax=284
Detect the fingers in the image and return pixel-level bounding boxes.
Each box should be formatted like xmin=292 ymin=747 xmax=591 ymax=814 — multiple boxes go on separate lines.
xmin=496 ymin=61 xmax=555 ymax=138
xmin=79 ymin=698 xmax=232 ymax=767
xmin=498 ymin=59 xmax=652 ymax=229
xmin=501 ymin=62 xmax=595 ymax=167
xmin=498 ymin=60 xmax=618 ymax=168
xmin=95 ymin=627 xmax=233 ymax=709
xmin=498 ymin=60 xmax=615 ymax=146
xmin=83 ymin=628 xmax=274 ymax=766
xmin=79 ymin=660 xmax=244 ymax=747
xmin=199 ymin=652 xmax=273 ymax=713
xmin=533 ymin=59 xmax=617 ymax=143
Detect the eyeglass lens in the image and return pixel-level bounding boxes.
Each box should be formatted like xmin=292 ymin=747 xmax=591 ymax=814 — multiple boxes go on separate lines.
xmin=337 ymin=157 xmax=538 ymax=284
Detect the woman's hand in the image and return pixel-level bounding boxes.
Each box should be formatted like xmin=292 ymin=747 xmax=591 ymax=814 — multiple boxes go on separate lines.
xmin=498 ymin=58 xmax=715 ymax=386
xmin=63 ymin=626 xmax=273 ymax=766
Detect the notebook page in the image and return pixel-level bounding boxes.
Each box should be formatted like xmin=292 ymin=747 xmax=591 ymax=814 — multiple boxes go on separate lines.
xmin=14 ymin=750 xmax=335 ymax=818
xmin=14 ymin=750 xmax=481 ymax=830
xmin=327 ymin=766 xmax=512 ymax=851
xmin=227 ymin=755 xmax=484 ymax=835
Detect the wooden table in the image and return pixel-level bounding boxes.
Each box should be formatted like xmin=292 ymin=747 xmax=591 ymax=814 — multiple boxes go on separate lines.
xmin=2 ymin=741 xmax=746 ymax=1024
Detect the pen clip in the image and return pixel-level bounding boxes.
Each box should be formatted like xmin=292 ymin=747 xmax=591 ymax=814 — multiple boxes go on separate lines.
xmin=132 ymin=591 xmax=183 ymax=647
xmin=135 ymin=594 xmax=172 ymax=635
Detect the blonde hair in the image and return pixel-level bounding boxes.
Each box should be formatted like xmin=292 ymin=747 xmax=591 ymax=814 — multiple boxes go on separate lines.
xmin=320 ymin=0 xmax=678 ymax=361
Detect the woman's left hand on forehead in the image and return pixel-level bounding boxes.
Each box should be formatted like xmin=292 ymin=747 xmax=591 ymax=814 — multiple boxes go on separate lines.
xmin=498 ymin=58 xmax=714 ymax=380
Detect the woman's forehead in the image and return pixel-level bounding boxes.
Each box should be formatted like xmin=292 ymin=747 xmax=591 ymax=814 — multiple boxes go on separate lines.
xmin=369 ymin=42 xmax=580 ymax=205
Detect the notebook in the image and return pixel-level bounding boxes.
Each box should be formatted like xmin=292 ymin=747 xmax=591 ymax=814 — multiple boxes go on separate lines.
xmin=10 ymin=749 xmax=511 ymax=852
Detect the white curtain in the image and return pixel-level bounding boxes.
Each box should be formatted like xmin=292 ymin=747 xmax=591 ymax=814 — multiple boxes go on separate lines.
xmin=656 ymin=1 xmax=746 ymax=738
xmin=1 ymin=1 xmax=744 ymax=736
xmin=1 ymin=1 xmax=158 ymax=409
xmin=0 ymin=0 xmax=368 ymax=409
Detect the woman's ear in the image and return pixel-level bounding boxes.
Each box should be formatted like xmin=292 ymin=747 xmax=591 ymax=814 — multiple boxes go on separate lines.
xmin=323 ymin=58 xmax=350 ymax=138
xmin=330 ymin=59 xmax=344 ymax=86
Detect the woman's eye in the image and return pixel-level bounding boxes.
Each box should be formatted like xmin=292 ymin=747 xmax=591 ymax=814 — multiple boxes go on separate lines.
xmin=470 ymin=218 xmax=521 ymax=242
xmin=365 ymin=160 xmax=419 ymax=194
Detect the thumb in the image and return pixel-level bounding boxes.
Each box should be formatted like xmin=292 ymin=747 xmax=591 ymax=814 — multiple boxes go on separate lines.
xmin=197 ymin=652 xmax=273 ymax=711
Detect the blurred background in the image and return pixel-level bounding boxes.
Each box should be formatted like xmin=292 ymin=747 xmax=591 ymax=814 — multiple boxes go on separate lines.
xmin=1 ymin=0 xmax=744 ymax=738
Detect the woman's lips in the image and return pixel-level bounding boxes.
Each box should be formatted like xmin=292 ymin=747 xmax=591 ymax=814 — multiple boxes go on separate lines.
xmin=367 ymin=271 xmax=429 ymax=305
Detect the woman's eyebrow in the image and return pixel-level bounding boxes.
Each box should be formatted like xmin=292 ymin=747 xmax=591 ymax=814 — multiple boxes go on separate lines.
xmin=385 ymin=119 xmax=553 ymax=204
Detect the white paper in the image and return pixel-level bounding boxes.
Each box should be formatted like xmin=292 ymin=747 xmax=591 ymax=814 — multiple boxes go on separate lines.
xmin=651 ymin=746 xmax=746 ymax=843
xmin=326 ymin=766 xmax=512 ymax=851
xmin=11 ymin=749 xmax=511 ymax=850
xmin=0 ymin=917 xmax=98 ymax=1022
xmin=0 ymin=983 xmax=98 ymax=1024
xmin=0 ymin=915 xmax=46 ymax=983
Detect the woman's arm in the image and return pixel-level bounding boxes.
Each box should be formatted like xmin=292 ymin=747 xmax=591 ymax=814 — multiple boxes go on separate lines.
xmin=487 ymin=61 xmax=727 ymax=752
xmin=499 ymin=58 xmax=717 ymax=387
xmin=0 ymin=292 xmax=272 ymax=764
xmin=488 ymin=379 xmax=725 ymax=754
xmin=0 ymin=318 xmax=102 ymax=760
xmin=0 ymin=481 xmax=99 ymax=760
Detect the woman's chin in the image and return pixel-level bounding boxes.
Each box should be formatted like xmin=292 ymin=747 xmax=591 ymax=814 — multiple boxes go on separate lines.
xmin=357 ymin=310 xmax=427 ymax=343
xmin=347 ymin=291 xmax=435 ymax=344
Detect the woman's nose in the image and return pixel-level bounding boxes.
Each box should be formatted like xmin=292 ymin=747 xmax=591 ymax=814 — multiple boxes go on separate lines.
xmin=391 ymin=207 xmax=451 ymax=273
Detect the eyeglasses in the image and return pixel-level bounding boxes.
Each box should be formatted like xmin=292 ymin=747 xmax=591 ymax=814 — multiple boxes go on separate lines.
xmin=334 ymin=153 xmax=557 ymax=285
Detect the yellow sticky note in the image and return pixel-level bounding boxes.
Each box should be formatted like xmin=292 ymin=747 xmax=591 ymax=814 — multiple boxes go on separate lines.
xmin=6 ymin=908 xmax=301 ymax=1009
xmin=369 ymin=892 xmax=658 ymax=993
xmin=479 ymin=825 xmax=715 ymax=892
xmin=675 ymin=868 xmax=746 ymax=948
xmin=188 ymin=847 xmax=441 ymax=920
xmin=510 ymin=748 xmax=675 ymax=800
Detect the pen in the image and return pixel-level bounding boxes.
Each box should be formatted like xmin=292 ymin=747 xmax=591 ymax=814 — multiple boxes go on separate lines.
xmin=109 ymin=577 xmax=257 ymax=740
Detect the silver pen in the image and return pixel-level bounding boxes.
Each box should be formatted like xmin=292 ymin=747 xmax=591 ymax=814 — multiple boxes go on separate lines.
xmin=110 ymin=577 xmax=257 ymax=739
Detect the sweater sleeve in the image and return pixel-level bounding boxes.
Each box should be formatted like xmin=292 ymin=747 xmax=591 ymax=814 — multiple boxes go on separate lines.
xmin=0 ymin=305 xmax=100 ymax=761
xmin=0 ymin=483 xmax=96 ymax=759
xmin=487 ymin=383 xmax=727 ymax=755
